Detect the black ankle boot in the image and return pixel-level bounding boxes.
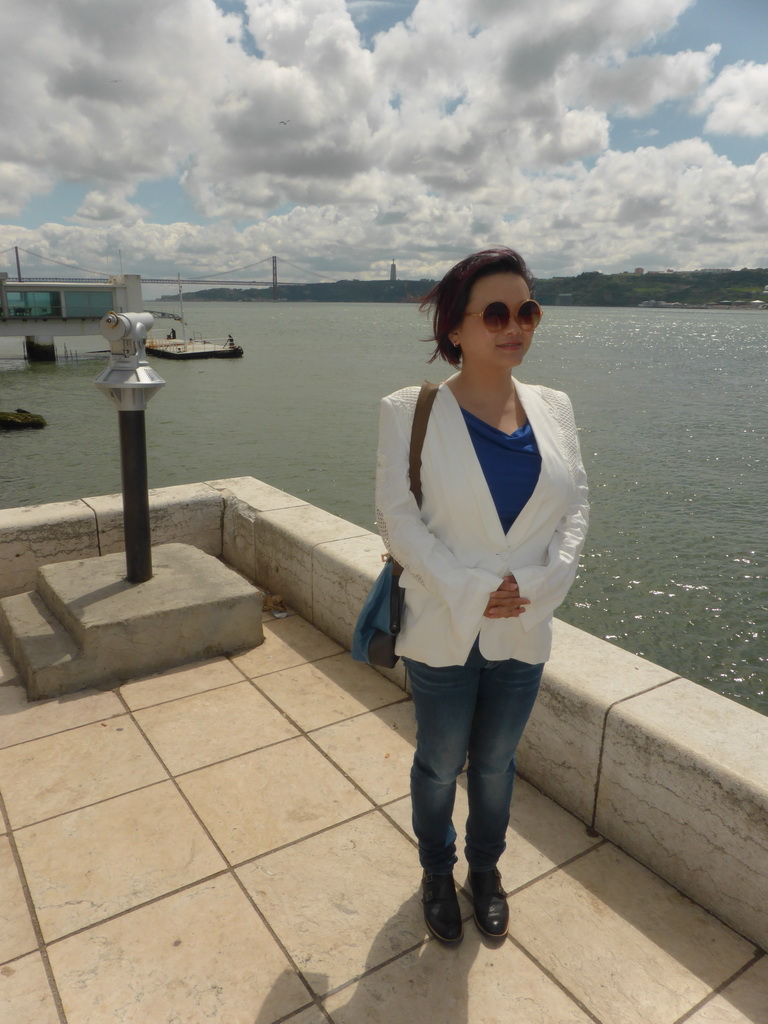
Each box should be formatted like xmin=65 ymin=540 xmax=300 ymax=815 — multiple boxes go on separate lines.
xmin=470 ymin=868 xmax=509 ymax=937
xmin=422 ymin=872 xmax=463 ymax=943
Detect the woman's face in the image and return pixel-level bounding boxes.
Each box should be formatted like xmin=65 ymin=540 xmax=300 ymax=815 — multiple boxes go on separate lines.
xmin=448 ymin=272 xmax=535 ymax=371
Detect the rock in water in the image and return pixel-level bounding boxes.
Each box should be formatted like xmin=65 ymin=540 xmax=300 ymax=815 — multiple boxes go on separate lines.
xmin=0 ymin=411 xmax=47 ymax=430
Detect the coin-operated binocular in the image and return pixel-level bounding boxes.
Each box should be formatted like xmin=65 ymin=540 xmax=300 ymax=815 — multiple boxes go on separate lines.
xmin=94 ymin=312 xmax=167 ymax=582
xmin=94 ymin=311 xmax=165 ymax=411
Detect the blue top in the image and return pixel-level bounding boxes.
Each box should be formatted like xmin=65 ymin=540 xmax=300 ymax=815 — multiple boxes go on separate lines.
xmin=460 ymin=409 xmax=542 ymax=534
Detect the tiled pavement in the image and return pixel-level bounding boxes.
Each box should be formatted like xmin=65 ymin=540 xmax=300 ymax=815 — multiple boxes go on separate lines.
xmin=1 ymin=612 xmax=766 ymax=1024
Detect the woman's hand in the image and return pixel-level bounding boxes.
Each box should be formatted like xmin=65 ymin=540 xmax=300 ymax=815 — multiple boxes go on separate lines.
xmin=483 ymin=574 xmax=530 ymax=618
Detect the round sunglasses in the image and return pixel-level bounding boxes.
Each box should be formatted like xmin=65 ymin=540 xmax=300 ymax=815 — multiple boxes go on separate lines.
xmin=464 ymin=299 xmax=543 ymax=332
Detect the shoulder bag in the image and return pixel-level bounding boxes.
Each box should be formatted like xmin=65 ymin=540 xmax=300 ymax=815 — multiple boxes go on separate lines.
xmin=352 ymin=381 xmax=439 ymax=667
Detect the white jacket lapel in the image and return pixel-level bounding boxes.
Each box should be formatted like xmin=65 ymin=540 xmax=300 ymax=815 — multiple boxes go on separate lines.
xmin=509 ymin=380 xmax=573 ymax=540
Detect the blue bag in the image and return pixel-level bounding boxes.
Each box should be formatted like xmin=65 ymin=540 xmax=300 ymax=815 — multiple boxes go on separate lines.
xmin=351 ymin=559 xmax=404 ymax=668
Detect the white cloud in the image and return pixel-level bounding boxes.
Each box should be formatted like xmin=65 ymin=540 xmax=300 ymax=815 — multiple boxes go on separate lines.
xmin=525 ymin=141 xmax=768 ymax=274
xmin=577 ymin=45 xmax=721 ymax=116
xmin=0 ymin=164 xmax=53 ymax=219
xmin=696 ymin=61 xmax=768 ymax=136
xmin=73 ymin=189 xmax=148 ymax=224
xmin=2 ymin=0 xmax=766 ymax=281
xmin=0 ymin=0 xmax=248 ymax=186
xmin=5 ymin=139 xmax=767 ymax=283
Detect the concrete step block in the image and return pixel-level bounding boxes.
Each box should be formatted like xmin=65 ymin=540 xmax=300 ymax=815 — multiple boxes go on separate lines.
xmin=0 ymin=590 xmax=80 ymax=700
xmin=3 ymin=543 xmax=264 ymax=700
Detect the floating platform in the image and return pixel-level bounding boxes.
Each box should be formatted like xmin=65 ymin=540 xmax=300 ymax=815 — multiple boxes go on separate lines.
xmin=146 ymin=339 xmax=243 ymax=360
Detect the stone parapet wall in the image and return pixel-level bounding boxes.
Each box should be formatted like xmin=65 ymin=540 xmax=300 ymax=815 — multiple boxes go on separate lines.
xmin=0 ymin=499 xmax=100 ymax=599
xmin=207 ymin=477 xmax=406 ymax=689
xmin=0 ymin=483 xmax=224 ymax=599
xmin=1 ymin=477 xmax=766 ymax=950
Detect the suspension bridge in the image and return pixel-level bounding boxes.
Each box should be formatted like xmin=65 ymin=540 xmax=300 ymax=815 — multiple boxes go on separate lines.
xmin=0 ymin=248 xmax=338 ymax=299
xmin=144 ymin=256 xmax=337 ymax=296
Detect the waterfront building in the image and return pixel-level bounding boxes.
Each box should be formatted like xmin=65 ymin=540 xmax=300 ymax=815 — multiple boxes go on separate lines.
xmin=0 ymin=273 xmax=142 ymax=360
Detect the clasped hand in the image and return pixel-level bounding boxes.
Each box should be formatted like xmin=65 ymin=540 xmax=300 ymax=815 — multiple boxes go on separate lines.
xmin=483 ymin=574 xmax=530 ymax=618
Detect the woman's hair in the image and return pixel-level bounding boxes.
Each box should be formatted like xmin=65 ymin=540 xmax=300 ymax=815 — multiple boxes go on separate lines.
xmin=421 ymin=247 xmax=535 ymax=366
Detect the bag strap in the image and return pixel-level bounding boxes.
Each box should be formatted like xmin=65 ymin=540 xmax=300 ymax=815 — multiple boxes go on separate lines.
xmin=409 ymin=380 xmax=439 ymax=508
xmin=390 ymin=381 xmax=438 ymax=579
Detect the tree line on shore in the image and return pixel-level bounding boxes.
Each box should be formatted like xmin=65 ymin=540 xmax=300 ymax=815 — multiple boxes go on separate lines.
xmin=166 ymin=267 xmax=768 ymax=307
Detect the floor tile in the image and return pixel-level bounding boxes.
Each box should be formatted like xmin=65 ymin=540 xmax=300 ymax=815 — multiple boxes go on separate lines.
xmin=239 ymin=811 xmax=462 ymax=995
xmin=499 ymin=777 xmax=601 ymax=887
xmin=0 ymin=681 xmax=123 ymax=750
xmin=288 ymin=1007 xmax=331 ymax=1024
xmin=133 ymin=681 xmax=299 ymax=775
xmin=232 ymin=617 xmax=342 ymax=679
xmin=684 ymin=957 xmax=768 ymax=1023
xmin=385 ymin=775 xmax=600 ymax=889
xmin=0 ymin=951 xmax=60 ymax=1024
xmin=120 ymin=655 xmax=246 ymax=710
xmin=507 ymin=843 xmax=757 ymax=1024
xmin=15 ymin=782 xmax=226 ymax=941
xmin=48 ymin=875 xmax=311 ymax=1024
xmin=0 ymin=716 xmax=166 ymax=828
xmin=178 ymin=736 xmax=372 ymax=863
xmin=254 ymin=653 xmax=407 ymax=731
xmin=323 ymin=929 xmax=595 ymax=1024
xmin=311 ymin=702 xmax=416 ymax=804
xmin=0 ymin=834 xmax=37 ymax=964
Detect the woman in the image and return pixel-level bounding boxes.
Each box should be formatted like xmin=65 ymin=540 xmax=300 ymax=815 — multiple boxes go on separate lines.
xmin=375 ymin=248 xmax=588 ymax=943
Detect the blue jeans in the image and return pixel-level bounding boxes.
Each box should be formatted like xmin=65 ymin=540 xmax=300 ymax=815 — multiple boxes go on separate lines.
xmin=404 ymin=649 xmax=543 ymax=875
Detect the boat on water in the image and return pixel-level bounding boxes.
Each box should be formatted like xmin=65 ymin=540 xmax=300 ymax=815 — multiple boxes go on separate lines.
xmin=145 ymin=278 xmax=244 ymax=360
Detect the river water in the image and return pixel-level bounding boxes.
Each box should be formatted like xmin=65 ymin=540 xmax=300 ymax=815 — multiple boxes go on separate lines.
xmin=1 ymin=302 xmax=765 ymax=714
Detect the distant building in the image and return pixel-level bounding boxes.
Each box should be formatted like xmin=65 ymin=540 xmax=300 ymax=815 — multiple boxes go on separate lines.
xmin=556 ymin=293 xmax=573 ymax=305
xmin=634 ymin=267 xmax=644 ymax=275
xmin=390 ymin=261 xmax=397 ymax=282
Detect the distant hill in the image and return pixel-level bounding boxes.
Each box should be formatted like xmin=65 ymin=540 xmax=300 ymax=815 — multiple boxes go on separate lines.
xmin=163 ymin=267 xmax=768 ymax=307
xmin=162 ymin=280 xmax=433 ymax=303
xmin=534 ymin=267 xmax=768 ymax=307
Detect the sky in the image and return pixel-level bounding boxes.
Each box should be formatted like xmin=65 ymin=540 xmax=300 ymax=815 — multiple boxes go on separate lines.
xmin=1 ymin=0 xmax=767 ymax=287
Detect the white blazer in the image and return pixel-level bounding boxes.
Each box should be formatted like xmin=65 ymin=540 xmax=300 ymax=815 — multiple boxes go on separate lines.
xmin=375 ymin=378 xmax=589 ymax=667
